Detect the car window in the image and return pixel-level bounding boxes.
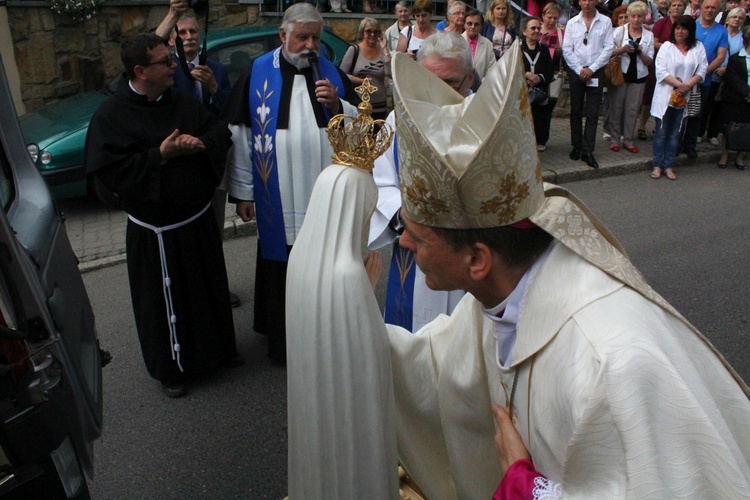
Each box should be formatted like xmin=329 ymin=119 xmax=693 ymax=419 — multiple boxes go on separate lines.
xmin=208 ymin=37 xmax=275 ymax=87
xmin=0 ymin=142 xmax=16 ymax=211
xmin=207 ymin=37 xmax=336 ymax=87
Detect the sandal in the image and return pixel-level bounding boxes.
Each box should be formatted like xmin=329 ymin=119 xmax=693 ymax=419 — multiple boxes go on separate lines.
xmin=637 ymin=129 xmax=648 ymax=140
xmin=665 ymin=168 xmax=677 ymax=180
xmin=650 ymin=168 xmax=662 ymax=179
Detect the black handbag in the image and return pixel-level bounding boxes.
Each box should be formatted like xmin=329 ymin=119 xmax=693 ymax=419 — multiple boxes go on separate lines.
xmin=529 ymin=86 xmax=548 ymax=106
xmin=725 ymin=122 xmax=750 ymax=152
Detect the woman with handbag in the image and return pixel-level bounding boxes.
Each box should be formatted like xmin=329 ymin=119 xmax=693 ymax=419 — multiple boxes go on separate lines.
xmin=650 ymin=15 xmax=707 ymax=179
xmin=603 ymin=6 xmax=630 ymax=143
xmin=718 ymin=24 xmax=750 ymax=169
xmin=521 ymin=16 xmax=555 ymax=150
xmin=608 ymin=1 xmax=655 ymax=153
xmin=341 ymin=18 xmax=390 ymax=120
xmin=538 ymin=2 xmax=565 ymax=151
xmin=396 ymin=0 xmax=438 ymax=59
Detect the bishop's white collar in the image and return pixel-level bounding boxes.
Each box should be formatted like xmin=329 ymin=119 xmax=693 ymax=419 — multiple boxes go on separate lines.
xmin=482 ymin=241 xmax=555 ymax=366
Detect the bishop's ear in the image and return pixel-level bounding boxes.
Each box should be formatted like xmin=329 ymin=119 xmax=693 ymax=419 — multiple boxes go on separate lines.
xmin=466 ymin=242 xmax=493 ymax=282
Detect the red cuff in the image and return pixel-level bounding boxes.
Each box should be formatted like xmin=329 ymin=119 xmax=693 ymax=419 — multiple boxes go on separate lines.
xmin=492 ymin=459 xmax=544 ymax=500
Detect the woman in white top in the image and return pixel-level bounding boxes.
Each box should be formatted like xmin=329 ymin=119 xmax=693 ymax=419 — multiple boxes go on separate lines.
xmin=396 ymin=0 xmax=438 ymax=59
xmin=608 ymin=1 xmax=655 ymax=153
xmin=650 ymin=15 xmax=707 ymax=180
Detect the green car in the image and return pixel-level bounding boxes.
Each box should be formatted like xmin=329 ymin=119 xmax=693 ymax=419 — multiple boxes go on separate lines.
xmin=19 ymin=25 xmax=351 ymax=199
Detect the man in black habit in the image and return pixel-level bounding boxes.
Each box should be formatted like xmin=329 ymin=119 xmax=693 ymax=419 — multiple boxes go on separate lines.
xmin=84 ymin=33 xmax=241 ymax=398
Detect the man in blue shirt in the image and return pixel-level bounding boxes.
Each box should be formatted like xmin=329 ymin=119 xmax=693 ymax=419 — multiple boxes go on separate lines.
xmin=682 ymin=0 xmax=728 ymax=158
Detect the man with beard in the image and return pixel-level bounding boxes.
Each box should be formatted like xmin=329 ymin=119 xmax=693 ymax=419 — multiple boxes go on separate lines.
xmin=224 ymin=3 xmax=359 ymax=364
xmin=84 ymin=34 xmax=239 ymax=398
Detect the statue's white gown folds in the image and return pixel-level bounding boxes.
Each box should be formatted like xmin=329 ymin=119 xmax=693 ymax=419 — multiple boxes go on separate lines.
xmin=286 ymin=164 xmax=398 ymax=499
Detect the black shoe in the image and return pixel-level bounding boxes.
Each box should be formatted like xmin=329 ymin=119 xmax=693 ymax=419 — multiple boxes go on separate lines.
xmin=569 ymin=147 xmax=582 ymax=161
xmin=736 ymin=161 xmax=746 ymax=170
xmin=229 ymin=291 xmax=241 ymax=308
xmin=581 ymin=152 xmax=599 ymax=169
xmin=685 ymin=148 xmax=698 ymax=159
xmin=161 ymin=381 xmax=186 ymax=398
xmin=224 ymin=353 xmax=246 ymax=368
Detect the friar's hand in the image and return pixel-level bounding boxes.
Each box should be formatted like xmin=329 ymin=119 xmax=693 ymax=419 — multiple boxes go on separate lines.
xmin=159 ymin=129 xmax=206 ymax=159
xmin=493 ymin=404 xmax=531 ymax=476
xmin=364 ymin=251 xmax=382 ymax=290
xmin=315 ymin=79 xmax=340 ymax=113
xmin=236 ymin=201 xmax=256 ymax=222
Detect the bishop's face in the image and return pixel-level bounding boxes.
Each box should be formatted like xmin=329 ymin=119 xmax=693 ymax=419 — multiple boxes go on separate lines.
xmin=399 ymin=215 xmax=470 ymax=292
xmin=280 ymin=22 xmax=322 ymax=69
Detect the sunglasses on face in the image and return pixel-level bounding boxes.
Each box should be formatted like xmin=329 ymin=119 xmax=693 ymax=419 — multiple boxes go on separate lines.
xmin=364 ymin=29 xmax=382 ymax=36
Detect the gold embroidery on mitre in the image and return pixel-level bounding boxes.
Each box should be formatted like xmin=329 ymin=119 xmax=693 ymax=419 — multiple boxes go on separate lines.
xmin=403 ymin=175 xmax=449 ymax=223
xmin=390 ymin=46 xmax=544 ymax=229
xmin=479 ymin=172 xmax=532 ymax=224
xmin=326 ymin=78 xmax=393 ymax=172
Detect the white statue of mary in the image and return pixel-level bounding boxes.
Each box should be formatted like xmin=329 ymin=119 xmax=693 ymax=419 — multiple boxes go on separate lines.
xmin=285 ymin=161 xmax=399 ymax=498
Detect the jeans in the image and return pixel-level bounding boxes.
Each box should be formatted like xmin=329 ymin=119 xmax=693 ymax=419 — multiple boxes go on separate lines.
xmin=653 ymin=106 xmax=685 ymax=169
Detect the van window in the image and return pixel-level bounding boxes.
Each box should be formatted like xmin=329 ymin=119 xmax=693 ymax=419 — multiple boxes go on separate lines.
xmin=0 ymin=143 xmax=15 ymax=210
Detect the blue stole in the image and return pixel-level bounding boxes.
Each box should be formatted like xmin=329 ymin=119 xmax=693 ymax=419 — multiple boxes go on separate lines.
xmin=384 ymin=134 xmax=418 ymax=331
xmin=249 ymin=48 xmax=346 ymax=262
xmin=385 ymin=239 xmax=417 ymax=331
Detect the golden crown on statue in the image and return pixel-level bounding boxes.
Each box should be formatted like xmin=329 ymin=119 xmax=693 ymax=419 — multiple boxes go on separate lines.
xmin=326 ymin=78 xmax=394 ymax=172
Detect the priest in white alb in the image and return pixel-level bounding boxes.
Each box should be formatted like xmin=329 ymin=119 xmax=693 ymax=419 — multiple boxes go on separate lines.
xmin=223 ymin=3 xmax=359 ymax=364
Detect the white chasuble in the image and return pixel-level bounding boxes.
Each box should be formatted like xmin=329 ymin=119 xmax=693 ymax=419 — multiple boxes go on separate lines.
xmin=388 ymin=242 xmax=750 ymax=499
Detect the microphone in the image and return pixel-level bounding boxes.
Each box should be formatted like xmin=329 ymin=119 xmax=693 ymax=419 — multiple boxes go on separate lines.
xmin=308 ymin=53 xmax=322 ymax=83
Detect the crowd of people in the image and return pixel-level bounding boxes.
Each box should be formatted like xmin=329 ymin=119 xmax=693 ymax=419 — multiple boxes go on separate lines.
xmin=338 ymin=0 xmax=749 ymax=178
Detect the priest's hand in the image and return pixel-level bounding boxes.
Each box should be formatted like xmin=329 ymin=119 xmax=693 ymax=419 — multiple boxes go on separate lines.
xmin=315 ymin=79 xmax=340 ymax=113
xmin=364 ymin=251 xmax=382 ymax=290
xmin=236 ymin=201 xmax=256 ymax=222
xmin=159 ymin=129 xmax=206 ymax=159
xmin=492 ymin=404 xmax=531 ymax=476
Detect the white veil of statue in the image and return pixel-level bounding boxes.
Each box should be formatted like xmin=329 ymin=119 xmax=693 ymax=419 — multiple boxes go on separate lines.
xmin=286 ymin=163 xmax=398 ymax=498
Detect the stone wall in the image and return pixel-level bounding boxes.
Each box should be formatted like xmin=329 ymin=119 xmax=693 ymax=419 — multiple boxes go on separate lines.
xmin=7 ymin=1 xmax=262 ymax=112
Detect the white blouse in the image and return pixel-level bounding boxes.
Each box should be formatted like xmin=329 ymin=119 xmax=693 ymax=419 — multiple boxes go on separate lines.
xmin=651 ymin=41 xmax=708 ymax=120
